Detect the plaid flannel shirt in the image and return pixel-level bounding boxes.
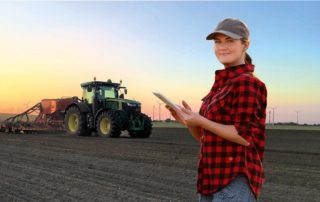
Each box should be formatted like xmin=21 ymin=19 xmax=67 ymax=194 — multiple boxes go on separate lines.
xmin=198 ymin=64 xmax=267 ymax=198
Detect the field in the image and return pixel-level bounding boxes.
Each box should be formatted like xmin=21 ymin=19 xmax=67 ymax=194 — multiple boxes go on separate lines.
xmin=0 ymin=128 xmax=319 ymax=201
xmin=153 ymin=121 xmax=320 ymax=130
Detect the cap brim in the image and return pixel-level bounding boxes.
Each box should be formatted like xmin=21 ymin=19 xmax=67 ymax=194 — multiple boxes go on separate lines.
xmin=206 ymin=30 xmax=242 ymax=40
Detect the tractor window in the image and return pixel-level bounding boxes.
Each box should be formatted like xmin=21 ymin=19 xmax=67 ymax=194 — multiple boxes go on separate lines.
xmin=83 ymin=88 xmax=94 ymax=104
xmin=100 ymin=86 xmax=116 ymax=99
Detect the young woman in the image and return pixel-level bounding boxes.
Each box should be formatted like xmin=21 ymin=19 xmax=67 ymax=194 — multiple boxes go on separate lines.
xmin=167 ymin=18 xmax=267 ymax=202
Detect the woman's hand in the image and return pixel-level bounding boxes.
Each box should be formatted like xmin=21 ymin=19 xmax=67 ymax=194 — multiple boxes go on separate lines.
xmin=165 ymin=105 xmax=185 ymax=125
xmin=165 ymin=100 xmax=190 ymax=125
xmin=165 ymin=100 xmax=203 ymax=127
xmin=179 ymin=100 xmax=204 ymax=127
xmin=166 ymin=100 xmax=203 ymax=141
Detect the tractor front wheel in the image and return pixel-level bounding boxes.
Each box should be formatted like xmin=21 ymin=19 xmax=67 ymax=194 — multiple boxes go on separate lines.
xmin=139 ymin=114 xmax=152 ymax=138
xmin=129 ymin=114 xmax=152 ymax=138
xmin=96 ymin=111 xmax=121 ymax=138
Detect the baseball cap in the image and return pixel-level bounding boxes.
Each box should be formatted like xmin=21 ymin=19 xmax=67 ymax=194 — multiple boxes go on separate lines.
xmin=206 ymin=18 xmax=250 ymax=40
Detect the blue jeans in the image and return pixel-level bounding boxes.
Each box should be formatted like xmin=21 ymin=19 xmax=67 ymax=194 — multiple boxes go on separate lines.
xmin=198 ymin=175 xmax=256 ymax=202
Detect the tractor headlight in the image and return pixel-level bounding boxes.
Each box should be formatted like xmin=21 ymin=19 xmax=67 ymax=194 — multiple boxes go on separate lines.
xmin=127 ymin=103 xmax=136 ymax=107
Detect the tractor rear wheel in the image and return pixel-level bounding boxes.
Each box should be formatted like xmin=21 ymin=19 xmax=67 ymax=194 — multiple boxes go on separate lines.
xmin=96 ymin=111 xmax=121 ymax=138
xmin=64 ymin=106 xmax=90 ymax=136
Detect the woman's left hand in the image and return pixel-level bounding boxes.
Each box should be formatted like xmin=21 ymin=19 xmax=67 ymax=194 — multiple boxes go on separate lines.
xmin=179 ymin=100 xmax=204 ymax=127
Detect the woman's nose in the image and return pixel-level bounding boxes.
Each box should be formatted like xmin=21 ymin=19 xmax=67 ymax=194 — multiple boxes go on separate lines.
xmin=216 ymin=45 xmax=228 ymax=51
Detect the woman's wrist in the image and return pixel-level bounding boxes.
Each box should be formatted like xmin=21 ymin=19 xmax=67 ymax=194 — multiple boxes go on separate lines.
xmin=197 ymin=115 xmax=209 ymax=129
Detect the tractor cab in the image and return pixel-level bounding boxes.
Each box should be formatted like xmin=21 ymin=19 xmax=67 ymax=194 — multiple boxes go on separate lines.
xmin=81 ymin=79 xmax=127 ymax=104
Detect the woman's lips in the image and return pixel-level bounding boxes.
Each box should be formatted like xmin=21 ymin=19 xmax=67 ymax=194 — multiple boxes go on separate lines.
xmin=219 ymin=53 xmax=231 ymax=56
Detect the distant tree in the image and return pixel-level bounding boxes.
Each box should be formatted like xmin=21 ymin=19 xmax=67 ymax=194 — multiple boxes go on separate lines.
xmin=165 ymin=118 xmax=171 ymax=122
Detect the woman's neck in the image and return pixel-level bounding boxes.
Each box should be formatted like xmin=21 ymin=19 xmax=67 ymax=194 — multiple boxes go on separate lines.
xmin=223 ymin=60 xmax=246 ymax=69
xmin=223 ymin=54 xmax=246 ymax=68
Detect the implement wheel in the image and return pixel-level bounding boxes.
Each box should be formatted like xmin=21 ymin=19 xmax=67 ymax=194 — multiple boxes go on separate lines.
xmin=64 ymin=106 xmax=90 ymax=136
xmin=96 ymin=111 xmax=121 ymax=138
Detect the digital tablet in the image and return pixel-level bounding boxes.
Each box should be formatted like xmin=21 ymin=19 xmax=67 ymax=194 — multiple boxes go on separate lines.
xmin=152 ymin=92 xmax=180 ymax=112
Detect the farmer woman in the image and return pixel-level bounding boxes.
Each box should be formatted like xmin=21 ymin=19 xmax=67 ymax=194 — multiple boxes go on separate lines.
xmin=167 ymin=18 xmax=267 ymax=201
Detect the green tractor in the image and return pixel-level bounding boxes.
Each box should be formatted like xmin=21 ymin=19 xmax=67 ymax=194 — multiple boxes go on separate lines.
xmin=64 ymin=79 xmax=152 ymax=138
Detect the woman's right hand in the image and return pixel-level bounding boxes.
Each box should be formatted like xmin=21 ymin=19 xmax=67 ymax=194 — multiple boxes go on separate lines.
xmin=165 ymin=100 xmax=193 ymax=125
xmin=165 ymin=105 xmax=185 ymax=125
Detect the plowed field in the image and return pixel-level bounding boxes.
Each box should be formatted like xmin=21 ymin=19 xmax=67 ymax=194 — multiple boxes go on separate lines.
xmin=0 ymin=128 xmax=319 ymax=201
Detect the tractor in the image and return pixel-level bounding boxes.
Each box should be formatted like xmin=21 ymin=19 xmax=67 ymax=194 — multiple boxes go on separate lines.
xmin=64 ymin=79 xmax=152 ymax=138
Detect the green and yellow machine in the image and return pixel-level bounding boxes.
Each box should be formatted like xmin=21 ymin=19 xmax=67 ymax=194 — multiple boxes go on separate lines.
xmin=64 ymin=79 xmax=152 ymax=138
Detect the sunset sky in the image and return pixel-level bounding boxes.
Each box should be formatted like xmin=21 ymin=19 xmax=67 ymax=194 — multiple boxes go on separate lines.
xmin=1 ymin=1 xmax=319 ymax=124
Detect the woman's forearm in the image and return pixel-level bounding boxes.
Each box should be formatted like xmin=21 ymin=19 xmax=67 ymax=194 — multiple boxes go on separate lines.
xmin=198 ymin=116 xmax=250 ymax=146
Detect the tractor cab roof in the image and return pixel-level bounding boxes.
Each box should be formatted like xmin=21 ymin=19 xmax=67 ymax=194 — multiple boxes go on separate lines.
xmin=81 ymin=79 xmax=121 ymax=88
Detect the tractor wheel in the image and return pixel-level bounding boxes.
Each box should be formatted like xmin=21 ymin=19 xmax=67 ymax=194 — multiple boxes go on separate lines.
xmin=140 ymin=114 xmax=152 ymax=138
xmin=129 ymin=114 xmax=152 ymax=138
xmin=96 ymin=111 xmax=121 ymax=138
xmin=128 ymin=130 xmax=138 ymax=138
xmin=64 ymin=106 xmax=90 ymax=136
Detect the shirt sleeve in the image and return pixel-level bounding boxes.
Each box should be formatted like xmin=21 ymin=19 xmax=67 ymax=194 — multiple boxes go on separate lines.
xmin=231 ymin=76 xmax=266 ymax=144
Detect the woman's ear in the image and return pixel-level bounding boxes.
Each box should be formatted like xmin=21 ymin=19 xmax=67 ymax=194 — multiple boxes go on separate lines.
xmin=243 ymin=40 xmax=250 ymax=51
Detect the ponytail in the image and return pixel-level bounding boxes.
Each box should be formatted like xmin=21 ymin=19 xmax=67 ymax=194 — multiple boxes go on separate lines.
xmin=245 ymin=53 xmax=252 ymax=65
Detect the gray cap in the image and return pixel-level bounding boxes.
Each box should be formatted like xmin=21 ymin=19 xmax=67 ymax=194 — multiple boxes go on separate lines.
xmin=206 ymin=18 xmax=249 ymax=40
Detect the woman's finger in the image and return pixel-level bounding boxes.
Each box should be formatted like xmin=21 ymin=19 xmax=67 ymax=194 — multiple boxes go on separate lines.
xmin=182 ymin=100 xmax=191 ymax=110
xmin=165 ymin=105 xmax=176 ymax=114
xmin=180 ymin=107 xmax=191 ymax=114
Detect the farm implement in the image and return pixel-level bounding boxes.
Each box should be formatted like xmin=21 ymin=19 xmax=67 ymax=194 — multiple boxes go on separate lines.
xmin=0 ymin=97 xmax=77 ymax=134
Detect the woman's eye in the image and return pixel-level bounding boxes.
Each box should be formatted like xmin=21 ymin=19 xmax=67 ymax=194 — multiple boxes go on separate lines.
xmin=214 ymin=41 xmax=221 ymax=44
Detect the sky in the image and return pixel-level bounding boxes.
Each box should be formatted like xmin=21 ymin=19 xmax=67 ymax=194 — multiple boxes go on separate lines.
xmin=0 ymin=1 xmax=320 ymax=124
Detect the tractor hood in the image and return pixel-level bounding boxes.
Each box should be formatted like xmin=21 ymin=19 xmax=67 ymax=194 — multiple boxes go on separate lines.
xmin=121 ymin=99 xmax=141 ymax=107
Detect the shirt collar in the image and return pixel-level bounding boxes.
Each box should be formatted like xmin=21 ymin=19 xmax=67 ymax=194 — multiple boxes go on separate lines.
xmin=214 ymin=64 xmax=255 ymax=80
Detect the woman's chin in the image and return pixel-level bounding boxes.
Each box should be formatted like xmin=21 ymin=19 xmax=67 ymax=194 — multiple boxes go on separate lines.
xmin=219 ymin=60 xmax=234 ymax=66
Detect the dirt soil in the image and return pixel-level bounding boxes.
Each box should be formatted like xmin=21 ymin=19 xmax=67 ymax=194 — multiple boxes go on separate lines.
xmin=0 ymin=128 xmax=319 ymax=202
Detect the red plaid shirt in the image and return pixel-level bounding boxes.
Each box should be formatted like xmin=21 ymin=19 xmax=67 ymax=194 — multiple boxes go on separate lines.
xmin=198 ymin=64 xmax=267 ymax=198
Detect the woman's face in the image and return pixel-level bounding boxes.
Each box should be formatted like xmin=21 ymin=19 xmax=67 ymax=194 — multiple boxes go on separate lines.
xmin=213 ymin=33 xmax=249 ymax=67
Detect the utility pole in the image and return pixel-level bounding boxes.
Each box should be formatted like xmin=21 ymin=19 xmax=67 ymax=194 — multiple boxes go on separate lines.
xmin=152 ymin=105 xmax=155 ymax=121
xmin=158 ymin=103 xmax=161 ymax=121
xmin=295 ymin=110 xmax=300 ymax=125
xmin=271 ymin=107 xmax=276 ymax=125
xmin=269 ymin=110 xmax=272 ymax=124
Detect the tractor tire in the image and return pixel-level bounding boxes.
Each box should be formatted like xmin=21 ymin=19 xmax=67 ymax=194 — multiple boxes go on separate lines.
xmin=140 ymin=114 xmax=152 ymax=138
xmin=128 ymin=130 xmax=138 ymax=138
xmin=96 ymin=111 xmax=121 ymax=138
xmin=129 ymin=114 xmax=152 ymax=138
xmin=64 ymin=106 xmax=90 ymax=136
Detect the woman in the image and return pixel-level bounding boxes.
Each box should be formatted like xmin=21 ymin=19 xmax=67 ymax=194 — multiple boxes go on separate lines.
xmin=167 ymin=18 xmax=267 ymax=202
